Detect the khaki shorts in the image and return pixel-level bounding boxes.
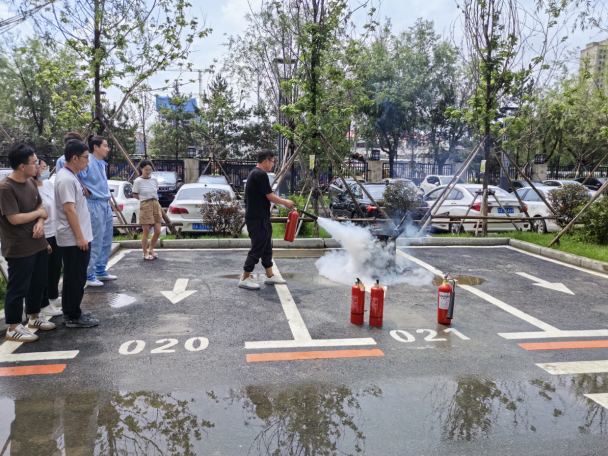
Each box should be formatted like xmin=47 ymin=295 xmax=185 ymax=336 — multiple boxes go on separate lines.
xmin=139 ymin=199 xmax=163 ymax=225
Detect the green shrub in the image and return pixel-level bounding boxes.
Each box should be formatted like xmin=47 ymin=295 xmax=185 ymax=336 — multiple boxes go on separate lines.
xmin=200 ymin=190 xmax=244 ymax=236
xmin=546 ymin=184 xmax=589 ymax=227
xmin=574 ymin=197 xmax=608 ymax=244
xmin=382 ymin=182 xmax=421 ymax=218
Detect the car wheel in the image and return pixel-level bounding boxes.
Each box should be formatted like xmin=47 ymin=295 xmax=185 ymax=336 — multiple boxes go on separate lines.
xmin=533 ymin=217 xmax=546 ymax=234
xmin=450 ymin=219 xmax=463 ymax=234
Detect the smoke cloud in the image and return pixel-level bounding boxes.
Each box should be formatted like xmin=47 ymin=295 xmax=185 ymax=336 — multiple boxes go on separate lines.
xmin=315 ymin=218 xmax=433 ymax=289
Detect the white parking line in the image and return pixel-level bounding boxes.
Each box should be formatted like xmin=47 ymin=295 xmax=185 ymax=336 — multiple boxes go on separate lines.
xmin=537 ymin=360 xmax=608 ymax=375
xmin=244 ymin=261 xmax=376 ymax=349
xmin=396 ymin=249 xmax=608 ymax=340
xmin=0 ymin=327 xmax=79 ymax=363
xmin=584 ymin=393 xmax=608 ymax=409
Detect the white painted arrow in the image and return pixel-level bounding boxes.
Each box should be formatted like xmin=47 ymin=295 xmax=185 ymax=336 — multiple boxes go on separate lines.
xmin=516 ymin=272 xmax=574 ymax=295
xmin=161 ymin=278 xmax=197 ymax=304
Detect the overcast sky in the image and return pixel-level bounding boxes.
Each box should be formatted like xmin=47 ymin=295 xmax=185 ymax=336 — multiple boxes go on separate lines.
xmin=2 ymin=0 xmax=607 ymax=105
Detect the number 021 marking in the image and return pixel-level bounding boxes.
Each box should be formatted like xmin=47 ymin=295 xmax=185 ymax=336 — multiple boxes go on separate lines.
xmin=416 ymin=329 xmax=447 ymax=342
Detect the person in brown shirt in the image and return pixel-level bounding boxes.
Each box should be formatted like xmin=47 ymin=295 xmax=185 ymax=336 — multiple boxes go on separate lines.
xmin=0 ymin=143 xmax=56 ymax=342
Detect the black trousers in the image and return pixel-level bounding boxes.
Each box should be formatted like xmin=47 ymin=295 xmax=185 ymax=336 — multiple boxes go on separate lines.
xmin=41 ymin=236 xmax=62 ymax=307
xmin=244 ymin=219 xmax=273 ymax=273
xmin=5 ymin=249 xmax=48 ymax=325
xmin=60 ymin=244 xmax=91 ymax=321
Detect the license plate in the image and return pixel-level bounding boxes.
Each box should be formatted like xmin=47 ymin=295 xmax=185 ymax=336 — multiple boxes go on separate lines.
xmin=192 ymin=223 xmax=211 ymax=230
xmin=498 ymin=207 xmax=514 ymax=214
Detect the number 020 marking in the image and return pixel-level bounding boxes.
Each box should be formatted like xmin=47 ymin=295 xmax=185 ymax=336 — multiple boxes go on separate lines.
xmin=119 ymin=337 xmax=210 ymax=355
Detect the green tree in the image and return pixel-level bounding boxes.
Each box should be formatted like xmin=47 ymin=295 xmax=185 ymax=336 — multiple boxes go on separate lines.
xmin=0 ymin=35 xmax=89 ymax=155
xmin=148 ymin=87 xmax=201 ymax=159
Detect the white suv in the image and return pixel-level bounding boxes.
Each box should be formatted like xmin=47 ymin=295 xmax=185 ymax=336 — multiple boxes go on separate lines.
xmin=420 ymin=175 xmax=466 ymax=195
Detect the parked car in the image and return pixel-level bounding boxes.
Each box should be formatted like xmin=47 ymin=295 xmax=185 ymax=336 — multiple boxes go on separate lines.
xmin=425 ymin=184 xmax=528 ymax=234
xmin=330 ymin=183 xmax=388 ymax=218
xmin=153 ymin=171 xmax=183 ymax=206
xmin=543 ymin=179 xmax=594 ymax=197
xmin=243 ymin=172 xmax=277 ymax=191
xmin=419 ymin=175 xmax=466 ymax=195
xmin=573 ymin=177 xmax=607 ymax=192
xmin=167 ymin=183 xmax=241 ymax=233
xmin=381 ymin=178 xmax=425 ymax=197
xmin=197 ymin=175 xmax=229 ymax=185
xmin=515 ymin=187 xmax=560 ymax=234
xmin=107 ymin=180 xmax=140 ymax=232
xmin=328 ymin=177 xmax=366 ymax=199
xmin=506 ymin=180 xmax=546 ymax=193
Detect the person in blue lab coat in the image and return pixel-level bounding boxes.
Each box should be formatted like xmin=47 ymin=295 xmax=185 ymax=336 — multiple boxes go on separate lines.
xmin=81 ymin=134 xmax=116 ymax=286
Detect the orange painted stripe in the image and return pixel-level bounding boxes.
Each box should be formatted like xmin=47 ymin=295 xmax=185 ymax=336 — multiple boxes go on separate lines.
xmin=519 ymin=340 xmax=608 ymax=351
xmin=247 ymin=349 xmax=385 ymax=362
xmin=0 ymin=364 xmax=66 ymax=377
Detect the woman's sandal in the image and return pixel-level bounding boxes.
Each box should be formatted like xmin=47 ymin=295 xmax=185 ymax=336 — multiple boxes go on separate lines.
xmin=143 ymin=252 xmax=154 ymax=261
xmin=149 ymin=250 xmax=159 ymax=259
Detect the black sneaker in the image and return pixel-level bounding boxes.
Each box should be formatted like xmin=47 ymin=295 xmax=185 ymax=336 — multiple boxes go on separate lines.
xmin=63 ymin=311 xmax=92 ymax=323
xmin=65 ymin=315 xmax=99 ymax=328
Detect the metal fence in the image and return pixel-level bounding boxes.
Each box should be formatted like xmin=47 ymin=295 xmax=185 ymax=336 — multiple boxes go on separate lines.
xmin=547 ymin=165 xmax=608 ymax=179
xmin=383 ymin=162 xmax=453 ymax=185
xmin=107 ymin=159 xmax=185 ymax=181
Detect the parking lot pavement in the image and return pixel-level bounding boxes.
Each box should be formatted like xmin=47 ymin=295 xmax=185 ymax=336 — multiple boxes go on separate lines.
xmin=1 ymin=246 xmax=608 ymax=455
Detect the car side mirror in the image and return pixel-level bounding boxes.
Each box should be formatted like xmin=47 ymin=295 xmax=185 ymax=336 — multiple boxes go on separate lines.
xmin=434 ymin=182 xmax=440 ymax=186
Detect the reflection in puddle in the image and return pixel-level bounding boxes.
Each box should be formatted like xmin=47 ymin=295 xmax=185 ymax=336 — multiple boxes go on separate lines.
xmin=81 ymin=293 xmax=136 ymax=310
xmin=3 ymin=375 xmax=608 ymax=454
xmin=432 ymin=274 xmax=486 ymax=286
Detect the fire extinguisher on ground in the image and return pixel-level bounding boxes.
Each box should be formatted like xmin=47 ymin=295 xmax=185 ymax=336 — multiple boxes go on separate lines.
xmin=369 ymin=280 xmax=385 ymax=327
xmin=284 ymin=210 xmax=299 ymax=242
xmin=351 ymin=278 xmax=365 ymax=325
xmin=438 ymin=273 xmax=456 ymax=325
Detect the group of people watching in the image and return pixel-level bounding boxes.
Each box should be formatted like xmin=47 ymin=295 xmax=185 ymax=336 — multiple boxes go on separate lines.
xmin=0 ymin=132 xmax=121 ymax=342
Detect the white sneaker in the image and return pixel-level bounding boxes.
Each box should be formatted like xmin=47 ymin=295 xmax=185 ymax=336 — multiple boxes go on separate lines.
xmin=40 ymin=303 xmax=63 ymax=317
xmin=28 ymin=315 xmax=56 ymax=331
xmin=6 ymin=324 xmax=38 ymax=342
xmin=264 ymin=275 xmax=287 ymax=285
xmin=238 ymin=276 xmax=260 ymax=290
xmin=49 ymin=297 xmax=62 ymax=308
xmin=86 ymin=278 xmax=104 ymax=287
xmin=96 ymin=273 xmax=117 ymax=281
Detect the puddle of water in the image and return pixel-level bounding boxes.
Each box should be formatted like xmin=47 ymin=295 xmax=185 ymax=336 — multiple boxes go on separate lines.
xmin=2 ymin=375 xmax=608 ymax=454
xmin=432 ymin=274 xmax=486 ymax=286
xmin=81 ymin=293 xmax=136 ymax=310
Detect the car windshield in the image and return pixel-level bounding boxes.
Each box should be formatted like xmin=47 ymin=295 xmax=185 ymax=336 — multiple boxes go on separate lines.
xmin=197 ymin=175 xmax=228 ymax=184
xmin=152 ymin=172 xmax=176 ymax=183
xmin=267 ymin=173 xmax=276 ymax=184
xmin=363 ymin=185 xmax=387 ymax=199
xmin=176 ymin=188 xmax=232 ymax=200
xmin=440 ymin=176 xmax=466 ymax=185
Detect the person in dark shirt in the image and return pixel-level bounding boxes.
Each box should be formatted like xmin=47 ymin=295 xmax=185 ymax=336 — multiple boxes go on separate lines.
xmin=239 ymin=150 xmax=294 ymax=290
xmin=0 ymin=143 xmax=56 ymax=342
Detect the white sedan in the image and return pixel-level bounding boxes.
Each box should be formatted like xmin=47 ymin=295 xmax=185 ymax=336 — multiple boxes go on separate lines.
xmin=108 ymin=180 xmax=140 ymax=230
xmin=425 ymin=184 xmax=528 ymax=234
xmin=167 ymin=183 xmax=241 ymax=233
xmin=516 ymin=187 xmax=561 ymax=233
xmin=420 ymin=175 xmax=467 ymax=195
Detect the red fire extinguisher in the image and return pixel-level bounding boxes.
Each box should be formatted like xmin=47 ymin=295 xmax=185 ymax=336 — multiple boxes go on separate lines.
xmin=438 ymin=274 xmax=456 ymax=325
xmin=351 ymin=278 xmax=365 ymax=325
xmin=284 ymin=210 xmax=299 ymax=242
xmin=369 ymin=280 xmax=385 ymax=327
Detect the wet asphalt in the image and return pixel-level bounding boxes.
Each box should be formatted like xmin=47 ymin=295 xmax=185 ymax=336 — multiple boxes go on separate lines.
xmin=1 ymin=246 xmax=608 ymax=455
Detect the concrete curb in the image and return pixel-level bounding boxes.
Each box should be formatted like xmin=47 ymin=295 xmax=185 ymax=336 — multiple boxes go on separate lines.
xmin=396 ymin=237 xmax=510 ymax=247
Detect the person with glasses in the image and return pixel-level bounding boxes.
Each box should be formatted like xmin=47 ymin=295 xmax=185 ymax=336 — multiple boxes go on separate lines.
xmin=33 ymin=158 xmax=63 ymax=318
xmin=0 ymin=143 xmax=55 ymax=342
xmin=55 ymin=140 xmax=98 ymax=328
xmin=239 ymin=150 xmax=295 ymax=290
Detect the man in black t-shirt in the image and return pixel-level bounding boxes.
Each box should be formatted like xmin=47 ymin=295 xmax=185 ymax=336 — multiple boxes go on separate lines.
xmin=239 ymin=150 xmax=295 ymax=290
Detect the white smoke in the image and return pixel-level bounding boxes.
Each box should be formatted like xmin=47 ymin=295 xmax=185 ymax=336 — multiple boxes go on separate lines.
xmin=315 ymin=218 xmax=433 ymax=289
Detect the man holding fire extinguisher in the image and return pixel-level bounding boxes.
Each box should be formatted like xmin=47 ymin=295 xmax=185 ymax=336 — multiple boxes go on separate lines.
xmin=239 ymin=150 xmax=295 ymax=290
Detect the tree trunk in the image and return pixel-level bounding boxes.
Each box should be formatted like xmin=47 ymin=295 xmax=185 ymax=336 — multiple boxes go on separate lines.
xmin=94 ymin=0 xmax=104 ymax=135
